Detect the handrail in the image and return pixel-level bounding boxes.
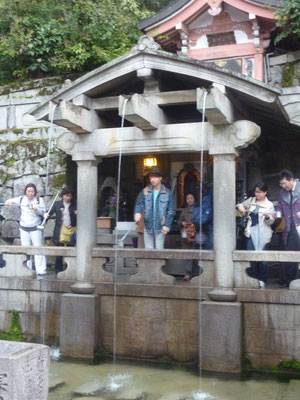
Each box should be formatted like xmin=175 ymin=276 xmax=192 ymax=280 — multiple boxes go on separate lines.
xmin=0 ymin=245 xmax=298 ymax=263
xmin=92 ymin=247 xmax=214 ymax=260
xmin=0 ymin=245 xmax=76 ymax=257
xmin=233 ymin=250 xmax=300 ymax=262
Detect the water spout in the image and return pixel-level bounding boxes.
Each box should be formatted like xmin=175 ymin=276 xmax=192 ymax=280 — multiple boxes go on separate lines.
xmin=113 ymin=96 xmax=130 ymax=365
xmin=198 ymin=89 xmax=208 ymax=390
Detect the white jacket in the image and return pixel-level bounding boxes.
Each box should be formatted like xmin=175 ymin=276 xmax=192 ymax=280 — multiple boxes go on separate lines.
xmin=9 ymin=195 xmax=45 ymax=228
xmin=236 ymin=196 xmax=275 ymax=245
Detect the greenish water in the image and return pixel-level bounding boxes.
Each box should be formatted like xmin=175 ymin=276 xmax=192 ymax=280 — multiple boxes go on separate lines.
xmin=49 ymin=358 xmax=288 ymax=400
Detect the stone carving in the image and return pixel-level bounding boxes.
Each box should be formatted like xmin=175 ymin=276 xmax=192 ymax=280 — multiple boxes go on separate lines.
xmin=56 ymin=131 xmax=79 ymax=154
xmin=229 ymin=120 xmax=261 ymax=150
xmin=233 ymin=261 xmax=259 ymax=288
xmin=0 ymin=341 xmax=49 ymax=400
xmin=0 ymin=254 xmax=35 ymax=278
xmin=132 ymin=35 xmax=161 ymax=52
xmin=129 ymin=259 xmax=175 ymax=284
xmin=208 ymin=6 xmax=222 ymax=16
xmin=207 ymin=0 xmax=222 ymax=16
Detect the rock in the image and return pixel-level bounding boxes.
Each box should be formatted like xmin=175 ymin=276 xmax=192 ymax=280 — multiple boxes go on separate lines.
xmin=73 ymin=380 xmax=105 ymax=396
xmin=1 ymin=220 xmax=20 ymax=238
xmin=114 ymin=388 xmax=148 ymax=399
xmin=76 ymin=397 xmax=107 ymax=400
xmin=48 ymin=377 xmax=65 ymax=392
xmin=157 ymin=393 xmax=186 ymax=400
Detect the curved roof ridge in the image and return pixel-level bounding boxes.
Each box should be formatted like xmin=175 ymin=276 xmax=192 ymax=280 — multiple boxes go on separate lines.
xmin=139 ymin=0 xmax=280 ymax=31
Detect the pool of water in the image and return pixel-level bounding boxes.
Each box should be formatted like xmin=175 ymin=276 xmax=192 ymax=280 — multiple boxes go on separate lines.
xmin=49 ymin=358 xmax=288 ymax=400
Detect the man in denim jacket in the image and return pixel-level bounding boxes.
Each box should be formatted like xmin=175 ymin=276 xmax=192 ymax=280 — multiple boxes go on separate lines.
xmin=134 ymin=168 xmax=174 ymax=249
xmin=277 ymin=170 xmax=300 ymax=286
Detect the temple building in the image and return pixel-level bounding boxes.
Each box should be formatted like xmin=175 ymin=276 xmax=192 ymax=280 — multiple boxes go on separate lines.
xmin=139 ymin=0 xmax=280 ymax=82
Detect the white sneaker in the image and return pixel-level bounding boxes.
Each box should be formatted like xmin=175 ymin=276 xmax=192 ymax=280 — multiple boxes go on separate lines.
xmin=259 ymin=280 xmax=265 ymax=289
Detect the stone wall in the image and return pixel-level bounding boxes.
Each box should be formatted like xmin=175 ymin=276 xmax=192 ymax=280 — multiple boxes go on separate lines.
xmin=0 ymin=77 xmax=71 ymax=241
xmin=244 ymin=302 xmax=300 ymax=368
xmin=269 ymin=50 xmax=300 ymax=88
xmin=1 ymin=277 xmax=300 ymax=368
xmin=99 ymin=295 xmax=199 ymax=362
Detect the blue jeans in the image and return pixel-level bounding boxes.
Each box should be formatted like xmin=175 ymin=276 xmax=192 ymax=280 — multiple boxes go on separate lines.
xmin=246 ymin=237 xmax=268 ymax=283
xmin=144 ymin=231 xmax=165 ymax=249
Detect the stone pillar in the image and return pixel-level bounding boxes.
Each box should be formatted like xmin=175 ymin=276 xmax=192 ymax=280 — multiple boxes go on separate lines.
xmin=71 ymin=151 xmax=100 ymax=293
xmin=210 ymin=152 xmax=237 ymax=301
xmin=60 ymin=293 xmax=99 ymax=359
xmin=201 ymin=301 xmax=242 ymax=373
xmin=0 ymin=340 xmax=49 ymax=399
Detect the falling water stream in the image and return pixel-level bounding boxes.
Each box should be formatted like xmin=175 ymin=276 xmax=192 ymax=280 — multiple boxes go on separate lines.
xmin=196 ymin=89 xmax=208 ymax=397
xmin=39 ymin=102 xmax=57 ymax=346
xmin=112 ymin=96 xmax=130 ymax=364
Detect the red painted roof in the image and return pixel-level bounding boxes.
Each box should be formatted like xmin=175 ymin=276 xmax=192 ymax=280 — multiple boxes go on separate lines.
xmin=139 ymin=0 xmax=280 ymax=31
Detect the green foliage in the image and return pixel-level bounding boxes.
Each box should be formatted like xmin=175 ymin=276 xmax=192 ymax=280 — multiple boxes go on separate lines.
xmin=137 ymin=0 xmax=173 ymax=12
xmin=52 ymin=172 xmax=67 ymax=189
xmin=156 ymin=355 xmax=174 ymax=364
xmin=0 ymin=0 xmax=153 ymax=84
xmin=0 ymin=311 xmax=26 ymax=342
xmin=282 ymin=63 xmax=295 ymax=87
xmin=274 ymin=0 xmax=300 ymax=44
xmin=94 ymin=345 xmax=110 ymax=361
xmin=272 ymin=359 xmax=300 ymax=380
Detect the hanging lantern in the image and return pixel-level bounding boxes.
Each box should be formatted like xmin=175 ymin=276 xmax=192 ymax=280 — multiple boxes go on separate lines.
xmin=143 ymin=157 xmax=157 ymax=168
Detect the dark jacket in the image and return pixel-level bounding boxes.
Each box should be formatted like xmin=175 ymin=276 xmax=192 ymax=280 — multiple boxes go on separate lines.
xmin=134 ymin=184 xmax=174 ymax=234
xmin=277 ymin=179 xmax=300 ymax=245
xmin=193 ymin=188 xmax=213 ymax=227
xmin=49 ymin=200 xmax=77 ymax=245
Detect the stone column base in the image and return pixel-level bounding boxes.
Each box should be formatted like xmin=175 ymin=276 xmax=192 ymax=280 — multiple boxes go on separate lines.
xmin=201 ymin=301 xmax=242 ymax=373
xmin=60 ymin=293 xmax=99 ymax=359
xmin=0 ymin=340 xmax=49 ymax=399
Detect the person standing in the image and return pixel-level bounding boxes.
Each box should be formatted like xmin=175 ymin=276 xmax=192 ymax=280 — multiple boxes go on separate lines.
xmin=277 ymin=170 xmax=300 ymax=287
xmin=44 ymin=186 xmax=77 ymax=275
xmin=134 ymin=167 xmax=174 ymax=249
xmin=178 ymin=193 xmax=197 ymax=280
xmin=236 ymin=182 xmax=275 ymax=288
xmin=5 ymin=183 xmax=47 ymax=275
xmin=193 ymin=183 xmax=213 ymax=250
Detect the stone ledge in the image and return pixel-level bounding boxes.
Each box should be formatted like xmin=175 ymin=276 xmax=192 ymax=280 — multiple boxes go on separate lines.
xmin=92 ymin=247 xmax=214 ymax=260
xmin=0 ymin=245 xmax=76 ymax=256
xmin=234 ymin=250 xmax=300 ymax=262
xmin=1 ymin=276 xmax=300 ymax=304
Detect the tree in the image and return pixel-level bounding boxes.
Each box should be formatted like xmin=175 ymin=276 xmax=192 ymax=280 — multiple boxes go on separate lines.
xmin=274 ymin=0 xmax=300 ymax=44
xmin=0 ymin=0 xmax=153 ymax=84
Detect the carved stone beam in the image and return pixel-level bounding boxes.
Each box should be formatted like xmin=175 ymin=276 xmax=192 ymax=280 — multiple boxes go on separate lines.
xmin=208 ymin=120 xmax=261 ymax=155
xmin=56 ymin=122 xmax=214 ymax=156
xmin=197 ymin=86 xmax=235 ymax=125
xmin=73 ymin=90 xmax=197 ymax=112
xmin=137 ymin=68 xmax=160 ymax=93
xmin=73 ymin=94 xmax=118 ymax=111
xmin=52 ymin=100 xmax=103 ymax=133
xmin=119 ymin=94 xmax=169 ymax=130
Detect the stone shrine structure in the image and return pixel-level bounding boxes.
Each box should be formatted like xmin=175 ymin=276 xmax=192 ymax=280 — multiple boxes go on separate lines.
xmin=25 ymin=33 xmax=300 ymax=371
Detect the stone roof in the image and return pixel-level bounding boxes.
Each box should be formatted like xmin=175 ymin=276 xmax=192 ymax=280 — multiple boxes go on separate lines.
xmin=29 ymin=38 xmax=300 ymax=135
xmin=139 ymin=0 xmax=280 ymax=31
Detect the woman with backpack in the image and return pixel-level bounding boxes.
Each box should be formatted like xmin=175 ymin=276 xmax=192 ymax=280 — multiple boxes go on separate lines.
xmin=5 ymin=183 xmax=46 ymax=275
